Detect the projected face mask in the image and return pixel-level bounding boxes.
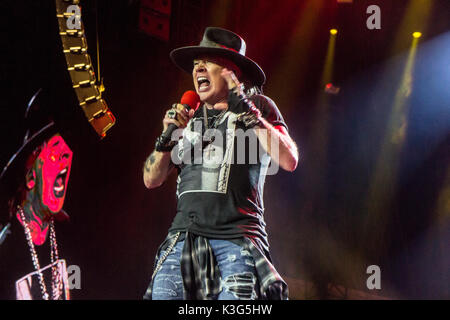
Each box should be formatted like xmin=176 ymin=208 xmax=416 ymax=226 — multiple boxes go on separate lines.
xmin=36 ymin=134 xmax=73 ymax=214
xmin=17 ymin=134 xmax=73 ymax=246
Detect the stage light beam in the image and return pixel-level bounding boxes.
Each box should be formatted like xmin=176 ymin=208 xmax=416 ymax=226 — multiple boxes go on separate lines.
xmin=303 ymin=27 xmax=338 ymax=215
xmin=390 ymin=0 xmax=432 ymax=53
xmin=360 ymin=0 xmax=432 ymax=257
xmin=363 ymin=35 xmax=420 ymax=255
xmin=265 ymin=0 xmax=326 ymax=111
xmin=321 ymin=32 xmax=337 ymax=88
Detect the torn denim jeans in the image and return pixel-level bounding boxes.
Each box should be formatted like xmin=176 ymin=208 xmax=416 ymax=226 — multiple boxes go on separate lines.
xmin=151 ymin=239 xmax=258 ymax=300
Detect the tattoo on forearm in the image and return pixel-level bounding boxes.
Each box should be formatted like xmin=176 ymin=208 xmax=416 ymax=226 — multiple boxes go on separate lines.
xmin=149 ymin=153 xmax=156 ymax=164
xmin=143 ymin=152 xmax=156 ymax=173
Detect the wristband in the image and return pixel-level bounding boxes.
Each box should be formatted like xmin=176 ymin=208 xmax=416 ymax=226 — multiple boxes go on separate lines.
xmin=155 ymin=134 xmax=176 ymax=152
xmin=228 ymin=89 xmax=263 ymax=128
xmin=236 ymin=111 xmax=263 ymax=129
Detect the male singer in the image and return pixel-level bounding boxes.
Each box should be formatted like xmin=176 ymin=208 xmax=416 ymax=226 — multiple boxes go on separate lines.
xmin=143 ymin=27 xmax=298 ymax=300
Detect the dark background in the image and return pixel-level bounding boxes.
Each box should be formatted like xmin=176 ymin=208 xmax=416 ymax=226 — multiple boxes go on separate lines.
xmin=1 ymin=0 xmax=449 ymax=299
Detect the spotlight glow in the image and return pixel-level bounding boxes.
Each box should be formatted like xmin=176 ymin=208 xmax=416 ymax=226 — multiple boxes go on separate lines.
xmin=330 ymin=29 xmax=338 ymax=35
xmin=413 ymin=32 xmax=422 ymax=38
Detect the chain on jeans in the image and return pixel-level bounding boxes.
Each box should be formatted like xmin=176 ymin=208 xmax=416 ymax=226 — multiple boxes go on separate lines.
xmin=151 ymin=232 xmax=181 ymax=280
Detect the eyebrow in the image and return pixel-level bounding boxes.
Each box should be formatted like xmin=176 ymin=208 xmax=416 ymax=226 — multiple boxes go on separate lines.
xmin=52 ymin=141 xmax=60 ymax=147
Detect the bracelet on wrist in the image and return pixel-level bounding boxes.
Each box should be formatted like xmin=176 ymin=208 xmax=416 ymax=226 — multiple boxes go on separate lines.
xmin=155 ymin=134 xmax=176 ymax=152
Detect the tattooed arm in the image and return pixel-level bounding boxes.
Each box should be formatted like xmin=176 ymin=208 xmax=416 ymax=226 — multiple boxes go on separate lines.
xmin=143 ymin=104 xmax=193 ymax=189
xmin=143 ymin=150 xmax=174 ymax=189
xmin=221 ymin=68 xmax=299 ymax=172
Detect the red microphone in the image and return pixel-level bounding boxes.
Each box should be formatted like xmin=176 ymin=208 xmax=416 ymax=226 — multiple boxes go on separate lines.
xmin=180 ymin=90 xmax=200 ymax=111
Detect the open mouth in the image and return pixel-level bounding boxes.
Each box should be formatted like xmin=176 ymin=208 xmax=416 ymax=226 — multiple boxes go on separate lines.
xmin=197 ymin=76 xmax=211 ymax=92
xmin=53 ymin=167 xmax=68 ymax=198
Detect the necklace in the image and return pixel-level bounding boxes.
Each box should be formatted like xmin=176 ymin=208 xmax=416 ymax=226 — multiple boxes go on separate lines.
xmin=17 ymin=206 xmax=63 ymax=300
xmin=202 ymin=105 xmax=227 ymax=146
xmin=202 ymin=105 xmax=227 ymax=130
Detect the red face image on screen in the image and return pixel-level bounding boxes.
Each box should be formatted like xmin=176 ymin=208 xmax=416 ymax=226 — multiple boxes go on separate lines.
xmin=16 ymin=134 xmax=73 ymax=245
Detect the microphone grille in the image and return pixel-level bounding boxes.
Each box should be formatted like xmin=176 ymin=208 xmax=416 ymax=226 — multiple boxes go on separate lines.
xmin=180 ymin=90 xmax=200 ymax=110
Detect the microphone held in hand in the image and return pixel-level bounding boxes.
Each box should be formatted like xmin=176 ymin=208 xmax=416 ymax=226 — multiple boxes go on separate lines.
xmin=159 ymin=91 xmax=200 ymax=148
xmin=180 ymin=90 xmax=201 ymax=111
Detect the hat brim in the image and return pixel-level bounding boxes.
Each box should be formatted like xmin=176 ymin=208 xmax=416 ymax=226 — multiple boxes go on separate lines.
xmin=170 ymin=46 xmax=266 ymax=87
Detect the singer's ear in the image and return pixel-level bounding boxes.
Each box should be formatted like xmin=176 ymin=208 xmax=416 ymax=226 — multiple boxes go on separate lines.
xmin=25 ymin=169 xmax=36 ymax=190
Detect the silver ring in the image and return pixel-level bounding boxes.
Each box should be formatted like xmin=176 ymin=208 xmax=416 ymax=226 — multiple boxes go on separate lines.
xmin=167 ymin=109 xmax=177 ymax=119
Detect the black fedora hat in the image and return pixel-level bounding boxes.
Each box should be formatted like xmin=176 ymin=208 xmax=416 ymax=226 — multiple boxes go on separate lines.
xmin=0 ymin=89 xmax=58 ymax=219
xmin=170 ymin=27 xmax=266 ymax=87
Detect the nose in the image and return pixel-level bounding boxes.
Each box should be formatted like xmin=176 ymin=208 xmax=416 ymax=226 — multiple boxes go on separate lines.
xmin=194 ymin=61 xmax=206 ymax=73
xmin=56 ymin=153 xmax=70 ymax=167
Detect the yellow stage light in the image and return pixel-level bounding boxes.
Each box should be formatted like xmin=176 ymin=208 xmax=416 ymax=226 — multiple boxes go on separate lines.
xmin=330 ymin=29 xmax=338 ymax=35
xmin=412 ymin=31 xmax=422 ymax=38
